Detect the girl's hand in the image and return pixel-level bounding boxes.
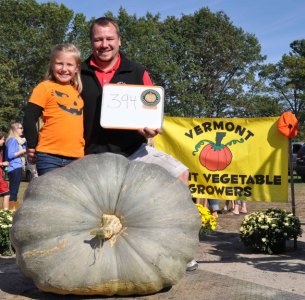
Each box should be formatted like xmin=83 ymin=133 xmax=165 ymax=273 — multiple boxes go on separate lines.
xmin=26 ymin=148 xmax=37 ymax=164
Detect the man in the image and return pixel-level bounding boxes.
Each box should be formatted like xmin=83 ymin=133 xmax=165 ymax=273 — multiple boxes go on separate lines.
xmin=81 ymin=17 xmax=198 ymax=271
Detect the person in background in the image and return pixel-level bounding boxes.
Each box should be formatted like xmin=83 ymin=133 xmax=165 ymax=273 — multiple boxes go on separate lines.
xmin=195 ymin=198 xmax=219 ymax=218
xmin=23 ymin=43 xmax=84 ymax=176
xmin=0 ymin=131 xmax=10 ymax=210
xmin=228 ymin=200 xmax=248 ymax=215
xmin=4 ymin=123 xmax=26 ymax=210
xmin=222 ymin=200 xmax=235 ymax=214
xmin=207 ymin=199 xmax=220 ymax=218
xmin=81 ymin=16 xmax=196 ymax=271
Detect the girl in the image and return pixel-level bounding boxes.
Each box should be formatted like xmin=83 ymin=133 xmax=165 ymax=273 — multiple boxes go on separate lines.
xmin=23 ymin=43 xmax=84 ymax=176
xmin=5 ymin=123 xmax=26 ymax=210
xmin=0 ymin=132 xmax=10 ymax=210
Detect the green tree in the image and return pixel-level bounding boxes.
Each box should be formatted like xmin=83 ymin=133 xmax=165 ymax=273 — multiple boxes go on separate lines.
xmin=1 ymin=3 xmax=282 ymax=129
xmin=114 ymin=7 xmax=266 ymax=118
xmin=259 ymin=39 xmax=305 ymax=139
xmin=66 ymin=13 xmax=91 ymax=59
xmin=0 ymin=0 xmax=74 ymax=129
xmin=164 ymin=8 xmax=265 ymax=118
xmin=114 ymin=8 xmax=168 ymax=83
xmin=0 ymin=60 xmax=22 ymax=130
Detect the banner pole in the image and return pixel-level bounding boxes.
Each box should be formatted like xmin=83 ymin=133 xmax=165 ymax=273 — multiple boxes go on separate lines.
xmin=288 ymin=138 xmax=297 ymax=249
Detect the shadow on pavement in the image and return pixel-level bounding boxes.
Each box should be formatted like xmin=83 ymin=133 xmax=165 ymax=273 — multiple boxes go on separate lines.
xmin=198 ymin=230 xmax=305 ymax=276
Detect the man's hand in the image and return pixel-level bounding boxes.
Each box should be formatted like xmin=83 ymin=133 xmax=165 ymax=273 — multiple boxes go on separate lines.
xmin=26 ymin=148 xmax=37 ymax=164
xmin=137 ymin=127 xmax=163 ymax=139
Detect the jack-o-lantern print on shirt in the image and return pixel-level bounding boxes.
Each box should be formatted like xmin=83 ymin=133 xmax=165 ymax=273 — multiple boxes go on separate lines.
xmin=53 ymin=89 xmax=83 ymax=116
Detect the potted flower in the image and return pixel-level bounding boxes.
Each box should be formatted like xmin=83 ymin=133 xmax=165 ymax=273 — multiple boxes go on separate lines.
xmin=240 ymin=208 xmax=302 ymax=254
xmin=196 ymin=204 xmax=217 ymax=239
xmin=0 ymin=209 xmax=14 ymax=256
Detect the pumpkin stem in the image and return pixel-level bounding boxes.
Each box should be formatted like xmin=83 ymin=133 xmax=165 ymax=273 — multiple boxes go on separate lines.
xmin=90 ymin=214 xmax=122 ymax=239
xmin=215 ymin=132 xmax=226 ymax=146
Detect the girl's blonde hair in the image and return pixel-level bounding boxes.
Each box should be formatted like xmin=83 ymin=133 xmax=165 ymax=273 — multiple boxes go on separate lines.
xmin=6 ymin=122 xmax=22 ymax=143
xmin=45 ymin=43 xmax=83 ymax=93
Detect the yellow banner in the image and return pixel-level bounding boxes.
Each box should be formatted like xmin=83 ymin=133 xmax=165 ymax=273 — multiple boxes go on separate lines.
xmin=154 ymin=116 xmax=288 ymax=202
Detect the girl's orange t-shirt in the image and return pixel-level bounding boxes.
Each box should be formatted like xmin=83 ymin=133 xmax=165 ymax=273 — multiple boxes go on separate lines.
xmin=29 ymin=80 xmax=84 ymax=158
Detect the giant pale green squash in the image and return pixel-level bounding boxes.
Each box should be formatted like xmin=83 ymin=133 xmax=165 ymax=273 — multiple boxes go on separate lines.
xmin=11 ymin=153 xmax=200 ymax=296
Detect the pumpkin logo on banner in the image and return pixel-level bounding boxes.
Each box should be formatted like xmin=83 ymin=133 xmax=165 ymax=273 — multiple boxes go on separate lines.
xmin=192 ymin=131 xmax=244 ymax=171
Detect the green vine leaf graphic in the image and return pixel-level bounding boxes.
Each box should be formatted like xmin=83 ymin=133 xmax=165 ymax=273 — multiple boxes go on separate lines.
xmin=193 ymin=140 xmax=213 ymax=156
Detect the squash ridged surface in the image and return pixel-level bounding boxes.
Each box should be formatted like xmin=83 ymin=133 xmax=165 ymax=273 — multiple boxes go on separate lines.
xmin=11 ymin=153 xmax=201 ymax=296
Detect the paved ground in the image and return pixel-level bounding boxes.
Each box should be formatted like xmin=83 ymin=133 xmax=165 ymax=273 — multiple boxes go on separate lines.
xmin=1 ymin=182 xmax=304 ymax=300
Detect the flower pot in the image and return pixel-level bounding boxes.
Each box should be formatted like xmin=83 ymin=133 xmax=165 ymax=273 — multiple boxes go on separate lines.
xmin=240 ymin=208 xmax=302 ymax=255
xmin=0 ymin=244 xmax=14 ymax=256
xmin=269 ymin=239 xmax=286 ymax=254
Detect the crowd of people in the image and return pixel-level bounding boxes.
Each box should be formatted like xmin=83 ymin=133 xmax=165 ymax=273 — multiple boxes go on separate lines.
xmin=195 ymin=198 xmax=248 ymax=218
xmin=1 ymin=17 xmax=249 ymax=272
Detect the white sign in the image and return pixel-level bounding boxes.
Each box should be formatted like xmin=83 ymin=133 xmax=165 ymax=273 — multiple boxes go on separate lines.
xmin=100 ymin=84 xmax=164 ymax=129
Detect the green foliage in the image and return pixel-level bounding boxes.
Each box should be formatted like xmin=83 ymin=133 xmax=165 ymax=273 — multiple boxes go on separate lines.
xmin=66 ymin=13 xmax=91 ymax=59
xmin=196 ymin=204 xmax=217 ymax=239
xmin=258 ymin=39 xmax=305 ymax=139
xmin=0 ymin=0 xmax=75 ymax=129
xmin=0 ymin=209 xmax=14 ymax=256
xmin=240 ymin=208 xmax=302 ymax=254
xmin=113 ymin=7 xmax=266 ymax=117
xmin=1 ymin=1 xmax=304 ymax=126
xmin=232 ymin=95 xmax=283 ymax=118
xmin=0 ymin=60 xmax=23 ymax=130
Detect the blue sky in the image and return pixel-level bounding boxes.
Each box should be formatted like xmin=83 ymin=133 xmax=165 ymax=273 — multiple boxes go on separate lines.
xmin=38 ymin=0 xmax=305 ymax=64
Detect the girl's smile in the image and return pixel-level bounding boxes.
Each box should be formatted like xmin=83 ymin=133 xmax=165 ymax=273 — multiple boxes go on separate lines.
xmin=52 ymin=52 xmax=79 ymax=85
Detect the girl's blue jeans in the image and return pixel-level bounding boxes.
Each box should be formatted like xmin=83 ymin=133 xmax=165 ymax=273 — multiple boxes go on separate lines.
xmin=36 ymin=152 xmax=77 ymax=176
